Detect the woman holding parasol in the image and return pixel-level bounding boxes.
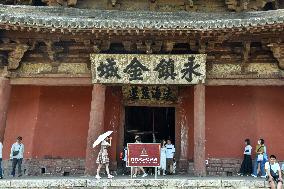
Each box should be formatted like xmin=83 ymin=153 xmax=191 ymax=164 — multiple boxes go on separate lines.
xmin=93 ymin=131 xmax=114 ymax=179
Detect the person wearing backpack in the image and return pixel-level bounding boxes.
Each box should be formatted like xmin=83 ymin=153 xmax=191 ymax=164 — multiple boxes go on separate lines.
xmin=10 ymin=136 xmax=24 ymax=177
xmin=265 ymin=155 xmax=283 ymax=189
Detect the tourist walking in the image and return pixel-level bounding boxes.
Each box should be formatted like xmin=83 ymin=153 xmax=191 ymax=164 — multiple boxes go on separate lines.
xmin=159 ymin=140 xmax=166 ymax=176
xmin=95 ymin=136 xmax=114 ymax=179
xmin=165 ymin=139 xmax=175 ymax=174
xmin=0 ymin=141 xmax=3 ymax=179
xmin=265 ymin=155 xmax=283 ymax=189
xmin=132 ymin=135 xmax=147 ymax=178
xmin=10 ymin=136 xmax=24 ymax=177
xmin=252 ymin=138 xmax=266 ymax=178
xmin=238 ymin=139 xmax=252 ymax=176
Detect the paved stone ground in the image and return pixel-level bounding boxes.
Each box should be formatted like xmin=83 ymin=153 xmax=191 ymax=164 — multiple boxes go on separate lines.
xmin=0 ymin=175 xmax=276 ymax=189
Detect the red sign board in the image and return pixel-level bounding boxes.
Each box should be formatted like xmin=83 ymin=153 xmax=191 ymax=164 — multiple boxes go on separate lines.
xmin=127 ymin=143 xmax=161 ymax=167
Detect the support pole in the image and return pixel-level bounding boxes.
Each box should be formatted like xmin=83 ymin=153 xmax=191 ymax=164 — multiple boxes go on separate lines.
xmin=0 ymin=77 xmax=11 ymax=142
xmin=85 ymin=84 xmax=106 ymax=176
xmin=193 ymin=84 xmax=206 ymax=176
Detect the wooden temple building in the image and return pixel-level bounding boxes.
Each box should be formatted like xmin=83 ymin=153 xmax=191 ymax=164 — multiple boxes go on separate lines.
xmin=0 ymin=0 xmax=284 ymax=177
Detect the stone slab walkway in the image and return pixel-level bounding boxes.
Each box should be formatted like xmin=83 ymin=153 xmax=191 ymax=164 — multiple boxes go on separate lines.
xmin=0 ymin=176 xmax=274 ymax=189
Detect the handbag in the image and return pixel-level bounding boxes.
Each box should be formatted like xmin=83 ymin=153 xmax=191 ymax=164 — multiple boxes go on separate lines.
xmin=257 ymin=154 xmax=264 ymax=161
xmin=12 ymin=150 xmax=19 ymax=156
xmin=256 ymin=145 xmax=264 ymax=161
xmin=270 ymin=164 xmax=278 ymax=177
xmin=12 ymin=144 xmax=21 ymax=156
xmin=263 ymin=153 xmax=268 ymax=161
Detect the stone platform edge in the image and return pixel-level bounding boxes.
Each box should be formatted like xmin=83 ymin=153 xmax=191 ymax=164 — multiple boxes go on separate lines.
xmin=0 ymin=178 xmax=270 ymax=188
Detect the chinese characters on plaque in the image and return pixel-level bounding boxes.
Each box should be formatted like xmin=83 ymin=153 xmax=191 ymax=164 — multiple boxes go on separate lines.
xmin=90 ymin=54 xmax=206 ymax=85
xmin=122 ymin=85 xmax=178 ymax=105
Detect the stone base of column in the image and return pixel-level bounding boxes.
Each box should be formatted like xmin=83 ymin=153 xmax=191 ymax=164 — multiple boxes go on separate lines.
xmin=178 ymin=159 xmax=189 ymax=174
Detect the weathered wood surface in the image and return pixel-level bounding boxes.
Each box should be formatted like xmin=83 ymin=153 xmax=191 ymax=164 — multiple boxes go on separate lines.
xmin=85 ymin=84 xmax=106 ymax=176
xmin=194 ymin=84 xmax=206 ymax=176
xmin=0 ymin=77 xmax=11 ymax=141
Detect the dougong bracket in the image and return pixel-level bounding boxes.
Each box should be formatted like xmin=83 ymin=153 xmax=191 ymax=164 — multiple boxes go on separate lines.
xmin=8 ymin=44 xmax=29 ymax=70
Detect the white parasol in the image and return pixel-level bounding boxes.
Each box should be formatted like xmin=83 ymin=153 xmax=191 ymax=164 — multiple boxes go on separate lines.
xmin=92 ymin=131 xmax=113 ymax=148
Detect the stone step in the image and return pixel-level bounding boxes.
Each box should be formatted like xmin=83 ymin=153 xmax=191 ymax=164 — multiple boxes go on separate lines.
xmin=0 ymin=177 xmax=270 ymax=188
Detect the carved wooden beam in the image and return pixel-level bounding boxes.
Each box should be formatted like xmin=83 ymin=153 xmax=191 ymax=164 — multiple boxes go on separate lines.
xmin=152 ymin=41 xmax=162 ymax=53
xmin=225 ymin=0 xmax=250 ymax=12
xmin=189 ymin=40 xmax=199 ymax=52
xmin=225 ymin=0 xmax=275 ymax=11
xmin=184 ymin=0 xmax=196 ymax=11
xmin=0 ymin=66 xmax=8 ymax=77
xmin=250 ymin=0 xmax=277 ymax=10
xmin=242 ymin=41 xmax=251 ymax=64
xmin=122 ymin=41 xmax=134 ymax=52
xmin=100 ymin=40 xmax=111 ymax=51
xmin=44 ymin=40 xmax=56 ymax=61
xmin=163 ymin=41 xmax=175 ymax=53
xmin=92 ymin=40 xmax=110 ymax=52
xmin=268 ymin=43 xmax=284 ymax=69
xmin=67 ymin=0 xmax=77 ymax=6
xmin=107 ymin=0 xmax=121 ymax=9
xmin=8 ymin=44 xmax=29 ymax=70
xmin=42 ymin=0 xmax=59 ymax=6
xmin=145 ymin=40 xmax=153 ymax=54
xmin=225 ymin=0 xmax=240 ymax=11
xmin=198 ymin=40 xmax=207 ymax=54
xmin=149 ymin=0 xmax=157 ymax=11
xmin=110 ymin=0 xmax=117 ymax=6
xmin=43 ymin=40 xmax=64 ymax=61
xmin=5 ymin=0 xmax=33 ymax=5
xmin=136 ymin=41 xmax=144 ymax=52
xmin=136 ymin=40 xmax=156 ymax=53
xmin=0 ymin=43 xmax=16 ymax=51
xmin=42 ymin=0 xmax=77 ymax=6
xmin=0 ymin=53 xmax=7 ymax=68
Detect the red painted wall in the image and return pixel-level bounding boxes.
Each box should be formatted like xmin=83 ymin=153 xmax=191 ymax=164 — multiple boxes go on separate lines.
xmin=4 ymin=86 xmax=92 ymax=159
xmin=3 ymin=86 xmax=40 ymax=159
xmin=32 ymin=86 xmax=92 ymax=158
xmin=206 ymin=86 xmax=284 ymax=160
xmin=4 ymin=85 xmax=284 ymax=161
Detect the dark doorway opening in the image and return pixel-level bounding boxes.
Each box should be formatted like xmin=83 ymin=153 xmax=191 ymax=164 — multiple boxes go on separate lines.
xmin=124 ymin=106 xmax=175 ymax=144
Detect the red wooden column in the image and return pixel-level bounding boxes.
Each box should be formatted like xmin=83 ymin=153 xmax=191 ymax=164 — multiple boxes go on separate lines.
xmin=193 ymin=83 xmax=206 ymax=176
xmin=0 ymin=77 xmax=11 ymax=142
xmin=85 ymin=84 xmax=106 ymax=176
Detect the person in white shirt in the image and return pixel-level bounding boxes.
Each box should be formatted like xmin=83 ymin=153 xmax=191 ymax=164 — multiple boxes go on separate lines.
xmin=165 ymin=139 xmax=175 ymax=174
xmin=132 ymin=135 xmax=148 ymax=178
xmin=10 ymin=136 xmax=24 ymax=177
xmin=0 ymin=141 xmax=3 ymax=179
xmin=265 ymin=155 xmax=283 ymax=189
xmin=238 ymin=139 xmax=253 ymax=176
